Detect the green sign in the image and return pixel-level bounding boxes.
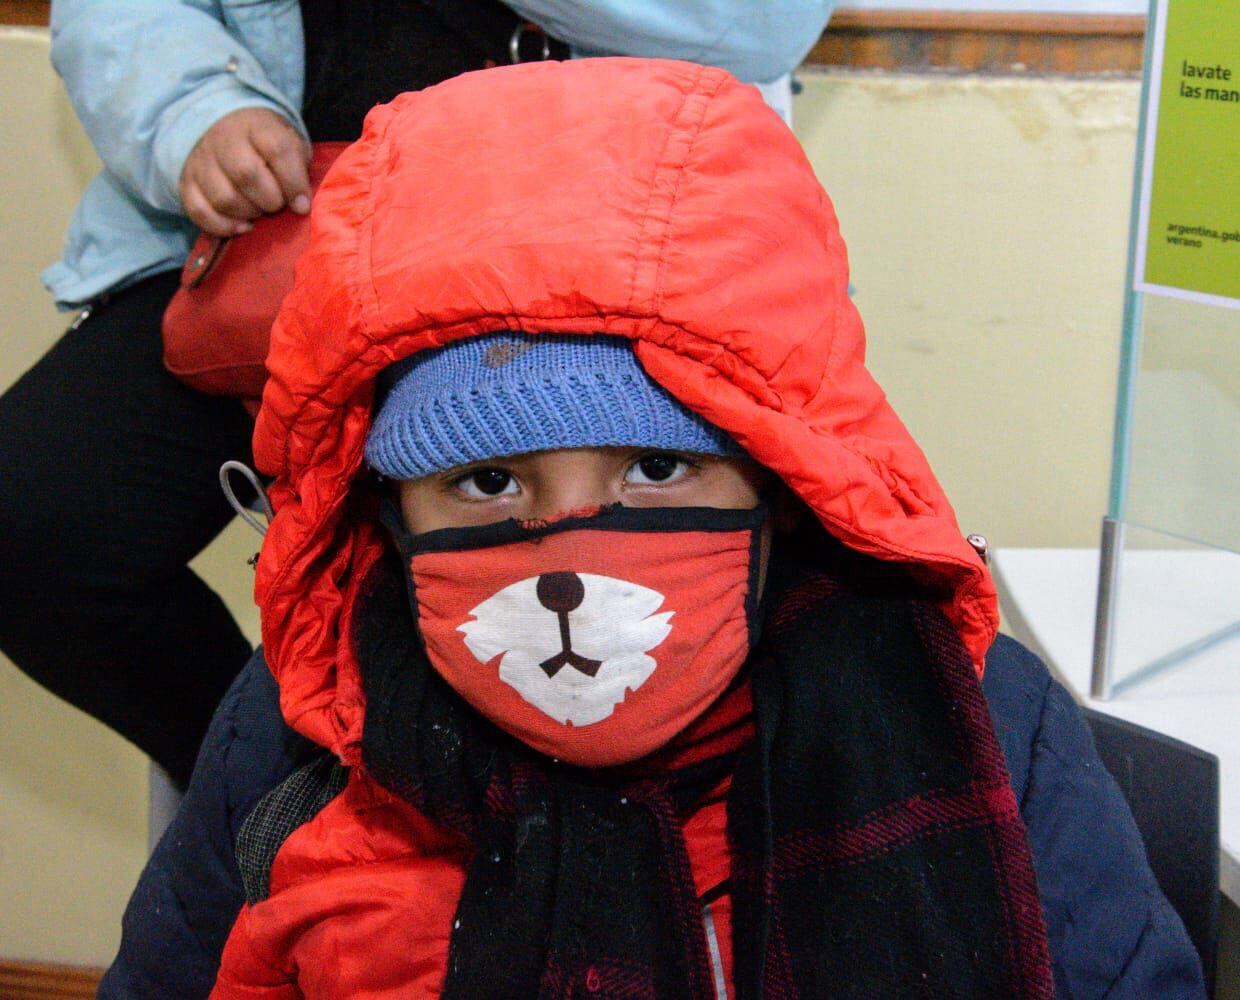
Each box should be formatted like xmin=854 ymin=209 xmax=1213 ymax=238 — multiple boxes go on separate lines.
xmin=1135 ymin=0 xmax=1240 ymax=308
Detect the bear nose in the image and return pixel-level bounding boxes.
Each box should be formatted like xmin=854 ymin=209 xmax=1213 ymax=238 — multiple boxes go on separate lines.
xmin=536 ymin=572 xmax=585 ymax=614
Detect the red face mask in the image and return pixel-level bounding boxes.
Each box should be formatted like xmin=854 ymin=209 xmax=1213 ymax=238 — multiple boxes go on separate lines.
xmin=388 ymin=504 xmax=766 ymax=767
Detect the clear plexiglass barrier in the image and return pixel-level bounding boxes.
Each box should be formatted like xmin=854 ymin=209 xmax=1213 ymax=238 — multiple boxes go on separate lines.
xmin=1094 ymin=251 xmax=1239 ymax=700
xmin=1095 ymin=295 xmax=1239 ymax=698
xmin=1092 ymin=0 xmax=1239 ymax=698
xmin=1124 ymin=296 xmax=1238 ymax=556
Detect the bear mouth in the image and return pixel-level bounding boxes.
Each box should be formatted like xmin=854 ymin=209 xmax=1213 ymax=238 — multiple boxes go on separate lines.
xmin=457 ymin=570 xmax=673 ymax=726
xmin=535 ymin=572 xmax=603 ymax=678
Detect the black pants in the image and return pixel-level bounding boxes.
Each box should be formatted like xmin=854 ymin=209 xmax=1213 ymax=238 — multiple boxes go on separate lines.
xmin=0 ymin=271 xmax=256 ymax=785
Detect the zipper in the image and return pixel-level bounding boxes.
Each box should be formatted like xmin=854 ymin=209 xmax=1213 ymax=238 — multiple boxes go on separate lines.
xmin=702 ymin=899 xmax=729 ymax=1000
xmin=68 ymin=303 xmax=94 ymax=331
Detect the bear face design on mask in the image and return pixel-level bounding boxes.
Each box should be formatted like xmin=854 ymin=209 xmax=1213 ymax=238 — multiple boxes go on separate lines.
xmin=458 ymin=572 xmax=673 ymax=726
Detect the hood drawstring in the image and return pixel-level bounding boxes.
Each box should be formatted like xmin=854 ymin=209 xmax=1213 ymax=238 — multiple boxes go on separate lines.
xmin=220 ymin=460 xmax=274 ymax=537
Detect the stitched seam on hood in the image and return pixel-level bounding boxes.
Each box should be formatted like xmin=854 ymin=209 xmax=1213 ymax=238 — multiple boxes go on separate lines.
xmin=623 ymin=64 xmax=706 ymax=317
xmin=358 ymin=102 xmax=400 ymax=343
xmin=808 ymin=498 xmax=980 ymax=575
xmin=651 ymin=71 xmax=728 ymax=320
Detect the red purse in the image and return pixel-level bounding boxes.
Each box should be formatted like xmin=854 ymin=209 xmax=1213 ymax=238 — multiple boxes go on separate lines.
xmin=161 ymin=142 xmax=349 ymax=404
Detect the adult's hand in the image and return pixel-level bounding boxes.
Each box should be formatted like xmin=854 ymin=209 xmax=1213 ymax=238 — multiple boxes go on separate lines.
xmin=180 ymin=108 xmax=311 ymax=237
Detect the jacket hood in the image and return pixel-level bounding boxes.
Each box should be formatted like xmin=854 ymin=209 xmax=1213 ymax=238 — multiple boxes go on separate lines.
xmin=253 ymin=58 xmax=997 ymax=758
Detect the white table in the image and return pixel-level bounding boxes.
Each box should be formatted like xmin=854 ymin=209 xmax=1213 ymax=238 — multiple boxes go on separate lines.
xmin=992 ymin=548 xmax=1240 ymax=905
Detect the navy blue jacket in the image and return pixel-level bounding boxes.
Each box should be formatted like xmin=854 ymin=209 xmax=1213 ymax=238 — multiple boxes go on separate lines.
xmin=99 ymin=636 xmax=1206 ymax=998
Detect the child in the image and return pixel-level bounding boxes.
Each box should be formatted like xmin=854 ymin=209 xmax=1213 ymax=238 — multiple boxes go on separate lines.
xmin=103 ymin=59 xmax=1204 ymax=998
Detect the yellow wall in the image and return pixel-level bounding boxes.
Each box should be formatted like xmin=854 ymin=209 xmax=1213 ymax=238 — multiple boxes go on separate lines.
xmin=796 ymin=70 xmax=1139 ymax=551
xmin=0 ymin=28 xmax=146 ymax=966
xmin=1 ymin=31 xmax=1142 ymax=966
xmin=0 ymin=28 xmax=262 ymax=965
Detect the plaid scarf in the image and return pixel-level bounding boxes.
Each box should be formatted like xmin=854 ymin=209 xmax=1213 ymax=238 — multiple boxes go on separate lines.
xmin=357 ymin=554 xmax=1053 ymax=998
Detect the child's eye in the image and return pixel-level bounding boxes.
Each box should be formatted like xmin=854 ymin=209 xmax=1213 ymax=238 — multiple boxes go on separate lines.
xmin=625 ymin=453 xmax=692 ymax=485
xmin=454 ymin=468 xmax=518 ymax=499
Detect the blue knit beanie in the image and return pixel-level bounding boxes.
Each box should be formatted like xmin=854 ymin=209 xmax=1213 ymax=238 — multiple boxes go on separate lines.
xmin=365 ymin=333 xmax=740 ymax=480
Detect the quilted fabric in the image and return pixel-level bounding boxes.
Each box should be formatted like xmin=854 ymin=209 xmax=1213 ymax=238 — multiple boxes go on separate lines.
xmin=251 ymin=57 xmax=997 ymax=756
xmin=100 ymin=642 xmax=1206 ymax=999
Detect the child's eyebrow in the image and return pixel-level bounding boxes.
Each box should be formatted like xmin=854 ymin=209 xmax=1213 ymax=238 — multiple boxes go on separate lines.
xmin=440 ymin=458 xmax=520 ymax=477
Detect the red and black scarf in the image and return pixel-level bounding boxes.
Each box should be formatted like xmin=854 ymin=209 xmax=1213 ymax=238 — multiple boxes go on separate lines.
xmin=357 ymin=550 xmax=1053 ymax=998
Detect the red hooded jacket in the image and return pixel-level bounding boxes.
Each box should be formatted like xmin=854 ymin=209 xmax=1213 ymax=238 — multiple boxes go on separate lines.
xmin=214 ymin=57 xmax=998 ymax=997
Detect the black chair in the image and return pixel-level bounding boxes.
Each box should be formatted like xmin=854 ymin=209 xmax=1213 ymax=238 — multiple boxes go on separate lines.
xmin=1083 ymin=709 xmax=1221 ymax=995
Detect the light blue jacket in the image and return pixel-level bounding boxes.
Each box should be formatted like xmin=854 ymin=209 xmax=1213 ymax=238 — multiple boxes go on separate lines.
xmin=44 ymin=0 xmax=833 ymax=308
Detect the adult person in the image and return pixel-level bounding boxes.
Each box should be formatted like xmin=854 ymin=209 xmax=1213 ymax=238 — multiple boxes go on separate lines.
xmin=0 ymin=0 xmax=832 ymax=786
